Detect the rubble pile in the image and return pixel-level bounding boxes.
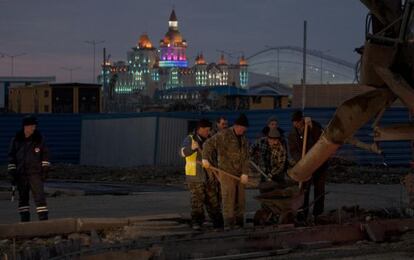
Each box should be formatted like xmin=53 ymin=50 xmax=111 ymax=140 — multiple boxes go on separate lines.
xmin=0 ymin=164 xmax=185 ymax=185
xmin=327 ymin=158 xmax=412 ymax=184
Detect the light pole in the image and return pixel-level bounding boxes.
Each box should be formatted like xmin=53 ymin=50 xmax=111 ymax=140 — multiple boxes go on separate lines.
xmin=61 ymin=66 xmax=81 ymax=82
xmin=3 ymin=52 xmax=26 ymax=76
xmin=302 ymin=20 xmax=307 ymax=111
xmin=85 ymin=40 xmax=104 ymax=83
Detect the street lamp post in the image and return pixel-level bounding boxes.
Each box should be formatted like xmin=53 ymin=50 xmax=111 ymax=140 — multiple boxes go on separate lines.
xmin=85 ymin=40 xmax=104 ymax=83
xmin=61 ymin=66 xmax=81 ymax=82
xmin=3 ymin=52 xmax=26 ymax=76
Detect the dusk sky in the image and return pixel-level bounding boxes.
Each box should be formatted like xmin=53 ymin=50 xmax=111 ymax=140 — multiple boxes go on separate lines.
xmin=0 ymin=0 xmax=367 ymax=83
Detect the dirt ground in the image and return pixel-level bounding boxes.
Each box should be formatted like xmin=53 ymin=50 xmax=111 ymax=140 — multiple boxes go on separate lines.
xmin=0 ymin=157 xmax=411 ymax=186
xmin=0 ymin=158 xmax=413 ymax=259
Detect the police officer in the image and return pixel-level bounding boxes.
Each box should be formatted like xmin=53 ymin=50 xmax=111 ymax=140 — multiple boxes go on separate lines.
xmin=8 ymin=115 xmax=50 ymax=222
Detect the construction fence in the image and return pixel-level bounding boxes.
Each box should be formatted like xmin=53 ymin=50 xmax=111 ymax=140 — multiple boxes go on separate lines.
xmin=0 ymin=107 xmax=412 ymax=167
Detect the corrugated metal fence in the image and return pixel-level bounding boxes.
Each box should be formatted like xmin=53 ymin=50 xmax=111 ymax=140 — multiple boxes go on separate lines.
xmin=0 ymin=107 xmax=412 ymax=166
xmin=0 ymin=114 xmax=81 ymax=164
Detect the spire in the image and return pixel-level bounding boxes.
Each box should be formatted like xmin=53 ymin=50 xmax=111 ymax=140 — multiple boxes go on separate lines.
xmin=169 ymin=9 xmax=178 ymax=29
xmin=239 ymin=55 xmax=247 ymax=66
xmin=218 ymin=54 xmax=227 ymax=65
xmin=169 ymin=9 xmax=177 ymax=22
xmin=195 ymin=53 xmax=206 ymax=65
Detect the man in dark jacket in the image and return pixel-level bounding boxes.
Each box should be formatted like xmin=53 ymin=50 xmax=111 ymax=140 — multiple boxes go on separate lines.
xmin=8 ymin=115 xmax=50 ymax=222
xmin=209 ymin=116 xmax=229 ymax=136
xmin=180 ymin=119 xmax=223 ymax=230
xmin=288 ymin=111 xmax=327 ymax=221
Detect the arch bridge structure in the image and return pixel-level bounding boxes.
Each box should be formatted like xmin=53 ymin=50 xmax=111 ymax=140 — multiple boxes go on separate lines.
xmin=247 ymin=46 xmax=357 ymax=85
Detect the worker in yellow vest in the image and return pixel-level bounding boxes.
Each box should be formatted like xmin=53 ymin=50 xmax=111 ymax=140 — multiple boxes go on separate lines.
xmin=180 ymin=119 xmax=223 ymax=230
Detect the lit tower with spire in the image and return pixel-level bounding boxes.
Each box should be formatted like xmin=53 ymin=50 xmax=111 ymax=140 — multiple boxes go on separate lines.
xmin=159 ymin=9 xmax=188 ymax=68
xmin=239 ymin=55 xmax=248 ymax=88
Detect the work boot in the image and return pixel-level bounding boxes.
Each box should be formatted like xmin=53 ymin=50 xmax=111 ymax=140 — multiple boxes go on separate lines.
xmin=212 ymin=218 xmax=224 ymax=229
xmin=38 ymin=211 xmax=48 ymax=221
xmin=235 ymin=217 xmax=244 ymax=228
xmin=20 ymin=211 xmax=30 ymax=222
xmin=192 ymin=224 xmax=201 ymax=231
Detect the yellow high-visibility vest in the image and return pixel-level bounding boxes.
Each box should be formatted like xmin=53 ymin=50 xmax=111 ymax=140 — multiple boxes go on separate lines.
xmin=185 ymin=136 xmax=197 ymax=176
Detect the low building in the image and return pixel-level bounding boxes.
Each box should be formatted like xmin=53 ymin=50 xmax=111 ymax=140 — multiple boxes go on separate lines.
xmin=9 ymin=83 xmax=101 ymax=113
xmin=292 ymin=83 xmax=405 ymax=108
xmin=225 ymin=83 xmax=291 ymax=110
xmin=0 ymin=76 xmax=55 ymax=111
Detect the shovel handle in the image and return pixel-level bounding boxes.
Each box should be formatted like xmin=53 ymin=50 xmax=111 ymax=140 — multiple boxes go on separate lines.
xmin=299 ymin=122 xmax=309 ymax=189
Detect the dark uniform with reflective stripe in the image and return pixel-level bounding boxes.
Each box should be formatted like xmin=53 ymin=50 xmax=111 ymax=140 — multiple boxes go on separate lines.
xmin=8 ymin=128 xmax=50 ymax=222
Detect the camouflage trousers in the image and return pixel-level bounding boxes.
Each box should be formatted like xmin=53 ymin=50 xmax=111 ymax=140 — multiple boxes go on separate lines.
xmin=219 ymin=174 xmax=245 ymax=228
xmin=187 ymin=182 xmax=223 ymax=228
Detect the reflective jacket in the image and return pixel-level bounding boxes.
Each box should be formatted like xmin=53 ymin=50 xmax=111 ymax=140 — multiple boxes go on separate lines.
xmin=180 ymin=133 xmax=207 ymax=183
xmin=8 ymin=130 xmax=50 ymax=177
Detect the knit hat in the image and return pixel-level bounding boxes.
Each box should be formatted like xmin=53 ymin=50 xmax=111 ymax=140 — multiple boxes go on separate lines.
xmin=234 ymin=113 xmax=249 ymax=127
xmin=291 ymin=110 xmax=303 ymax=122
xmin=267 ymin=116 xmax=278 ymax=125
xmin=197 ymin=118 xmax=212 ymax=128
xmin=22 ymin=115 xmax=38 ymax=126
xmin=267 ymin=128 xmax=281 ymax=139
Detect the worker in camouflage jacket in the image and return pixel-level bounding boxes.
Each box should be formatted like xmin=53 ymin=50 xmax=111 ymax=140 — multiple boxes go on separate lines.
xmin=8 ymin=115 xmax=50 ymax=222
xmin=202 ymin=114 xmax=250 ymax=229
xmin=250 ymin=128 xmax=289 ymax=184
xmin=180 ymin=119 xmax=223 ymax=230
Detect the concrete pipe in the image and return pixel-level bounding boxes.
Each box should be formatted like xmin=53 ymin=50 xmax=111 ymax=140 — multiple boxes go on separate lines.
xmin=288 ymin=88 xmax=396 ymax=182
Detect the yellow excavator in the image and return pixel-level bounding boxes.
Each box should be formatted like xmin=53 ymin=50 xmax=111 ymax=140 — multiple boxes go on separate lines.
xmin=288 ymin=0 xmax=414 ymax=183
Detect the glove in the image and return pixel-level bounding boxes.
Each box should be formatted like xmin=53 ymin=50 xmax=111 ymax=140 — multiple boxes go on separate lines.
xmin=191 ymin=141 xmax=199 ymax=151
xmin=202 ymin=159 xmax=211 ymax=169
xmin=41 ymin=166 xmax=49 ymax=181
xmin=240 ymin=174 xmax=249 ymax=185
xmin=304 ymin=117 xmax=313 ymax=128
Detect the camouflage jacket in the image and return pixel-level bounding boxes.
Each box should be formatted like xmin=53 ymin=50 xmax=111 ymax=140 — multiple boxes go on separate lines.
xmin=250 ymin=137 xmax=287 ymax=182
xmin=202 ymin=127 xmax=250 ymax=177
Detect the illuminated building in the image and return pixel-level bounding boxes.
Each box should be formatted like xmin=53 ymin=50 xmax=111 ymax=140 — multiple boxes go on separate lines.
xmin=99 ymin=9 xmax=248 ymax=108
xmin=158 ymin=10 xmax=188 ymax=68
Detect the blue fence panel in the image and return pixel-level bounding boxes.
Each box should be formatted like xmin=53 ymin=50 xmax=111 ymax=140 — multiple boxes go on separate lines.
xmin=0 ymin=114 xmax=81 ymax=164
xmin=0 ymin=107 xmax=411 ymax=166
